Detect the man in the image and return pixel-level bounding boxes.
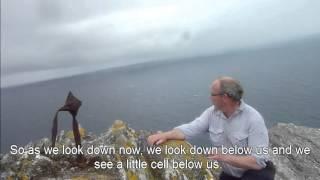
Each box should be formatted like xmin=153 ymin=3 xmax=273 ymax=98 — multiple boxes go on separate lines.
xmin=147 ymin=76 xmax=275 ymax=180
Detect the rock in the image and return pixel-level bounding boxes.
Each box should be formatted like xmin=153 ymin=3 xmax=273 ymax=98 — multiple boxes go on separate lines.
xmin=65 ymin=125 xmax=86 ymax=139
xmin=0 ymin=120 xmax=219 ymax=179
xmin=269 ymin=123 xmax=320 ymax=180
xmin=30 ymin=154 xmax=59 ymax=176
xmin=1 ymin=121 xmax=318 ymax=179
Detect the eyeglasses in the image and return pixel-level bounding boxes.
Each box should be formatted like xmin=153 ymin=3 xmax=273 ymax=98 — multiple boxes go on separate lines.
xmin=211 ymin=93 xmax=223 ymax=97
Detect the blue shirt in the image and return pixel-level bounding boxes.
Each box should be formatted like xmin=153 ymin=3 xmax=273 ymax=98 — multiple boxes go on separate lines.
xmin=175 ymin=100 xmax=269 ymax=177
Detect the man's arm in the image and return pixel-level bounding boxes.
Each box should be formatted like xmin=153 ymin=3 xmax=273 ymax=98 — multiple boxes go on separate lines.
xmin=148 ymin=107 xmax=212 ymax=145
xmin=147 ymin=129 xmax=185 ymax=145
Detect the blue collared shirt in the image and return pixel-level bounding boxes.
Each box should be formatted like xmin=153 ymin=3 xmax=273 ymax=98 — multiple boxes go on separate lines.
xmin=175 ymin=100 xmax=269 ymax=178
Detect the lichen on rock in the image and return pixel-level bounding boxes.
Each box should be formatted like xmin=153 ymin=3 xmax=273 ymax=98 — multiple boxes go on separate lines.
xmin=3 ymin=121 xmax=318 ymax=179
xmin=0 ymin=120 xmax=219 ymax=179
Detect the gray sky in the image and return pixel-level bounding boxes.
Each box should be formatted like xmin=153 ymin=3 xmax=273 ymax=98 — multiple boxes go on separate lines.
xmin=1 ymin=0 xmax=320 ymax=88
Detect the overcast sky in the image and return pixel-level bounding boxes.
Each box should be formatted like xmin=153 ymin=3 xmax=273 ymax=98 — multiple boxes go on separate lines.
xmin=1 ymin=0 xmax=320 ymax=87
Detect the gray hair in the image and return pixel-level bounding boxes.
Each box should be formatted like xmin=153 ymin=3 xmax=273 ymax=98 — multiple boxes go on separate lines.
xmin=218 ymin=77 xmax=244 ymax=102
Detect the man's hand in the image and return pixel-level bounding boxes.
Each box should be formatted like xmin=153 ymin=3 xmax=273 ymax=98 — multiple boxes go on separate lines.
xmin=147 ymin=132 xmax=167 ymax=145
xmin=147 ymin=129 xmax=185 ymax=146
xmin=207 ymin=152 xmax=228 ymax=162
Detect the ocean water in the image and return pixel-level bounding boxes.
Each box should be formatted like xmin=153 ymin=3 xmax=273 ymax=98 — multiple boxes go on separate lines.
xmin=1 ymin=38 xmax=320 ymax=152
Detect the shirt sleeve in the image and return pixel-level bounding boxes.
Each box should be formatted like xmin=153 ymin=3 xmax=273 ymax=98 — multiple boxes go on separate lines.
xmin=174 ymin=107 xmax=211 ymax=140
xmin=248 ymin=113 xmax=269 ymax=168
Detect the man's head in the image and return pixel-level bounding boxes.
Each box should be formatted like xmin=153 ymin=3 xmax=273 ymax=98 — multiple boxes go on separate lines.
xmin=210 ymin=76 xmax=244 ymax=111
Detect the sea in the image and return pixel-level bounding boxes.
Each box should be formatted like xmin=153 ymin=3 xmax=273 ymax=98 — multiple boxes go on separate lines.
xmin=1 ymin=37 xmax=320 ymax=153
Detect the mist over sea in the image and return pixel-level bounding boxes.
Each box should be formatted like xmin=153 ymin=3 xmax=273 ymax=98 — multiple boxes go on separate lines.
xmin=1 ymin=37 xmax=320 ymax=152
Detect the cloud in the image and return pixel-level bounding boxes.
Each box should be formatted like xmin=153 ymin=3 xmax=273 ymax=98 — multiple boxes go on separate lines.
xmin=1 ymin=0 xmax=320 ymax=87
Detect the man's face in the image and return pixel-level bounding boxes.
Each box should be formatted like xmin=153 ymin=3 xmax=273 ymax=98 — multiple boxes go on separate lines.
xmin=210 ymin=80 xmax=224 ymax=110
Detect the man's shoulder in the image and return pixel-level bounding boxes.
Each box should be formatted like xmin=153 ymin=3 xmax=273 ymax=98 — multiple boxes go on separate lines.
xmin=199 ymin=105 xmax=216 ymax=118
xmin=206 ymin=105 xmax=215 ymax=112
xmin=204 ymin=105 xmax=217 ymax=115
xmin=243 ymin=103 xmax=268 ymax=133
xmin=243 ymin=103 xmax=264 ymax=122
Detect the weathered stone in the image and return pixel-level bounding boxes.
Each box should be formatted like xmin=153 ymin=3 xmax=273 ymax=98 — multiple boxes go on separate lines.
xmin=269 ymin=123 xmax=320 ymax=180
xmin=2 ymin=121 xmax=318 ymax=179
xmin=0 ymin=120 xmax=219 ymax=179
